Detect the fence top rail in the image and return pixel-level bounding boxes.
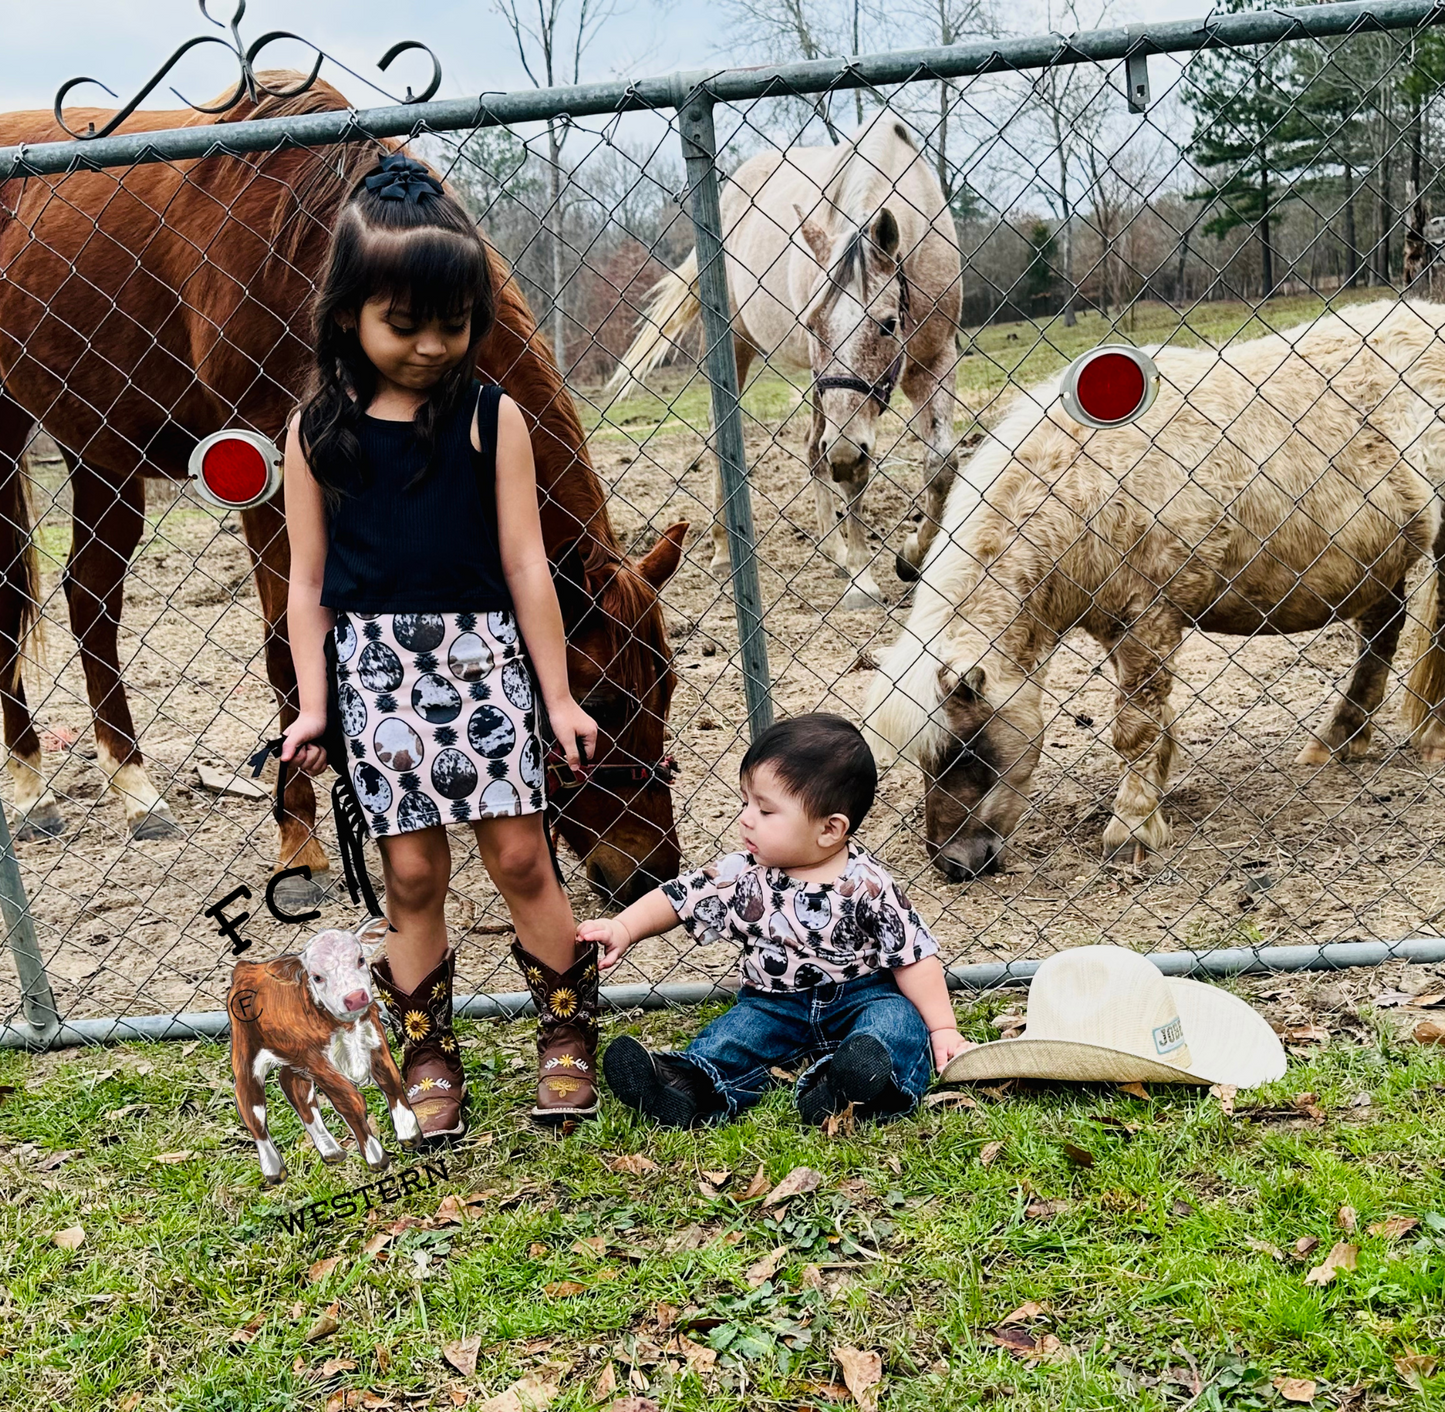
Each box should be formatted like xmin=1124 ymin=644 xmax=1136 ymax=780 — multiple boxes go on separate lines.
xmin=0 ymin=0 xmax=1440 ymax=180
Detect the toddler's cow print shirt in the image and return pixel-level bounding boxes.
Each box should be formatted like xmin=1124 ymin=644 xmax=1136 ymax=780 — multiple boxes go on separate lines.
xmin=660 ymin=842 xmax=939 ymax=991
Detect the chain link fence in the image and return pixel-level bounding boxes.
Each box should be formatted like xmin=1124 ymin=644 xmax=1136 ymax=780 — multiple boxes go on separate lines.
xmin=4 ymin=0 xmax=1445 ymax=1047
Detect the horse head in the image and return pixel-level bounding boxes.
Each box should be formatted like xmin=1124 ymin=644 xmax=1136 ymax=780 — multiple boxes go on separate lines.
xmin=919 ymin=657 xmax=1043 ymax=881
xmin=548 ymin=523 xmax=688 ymax=905
xmin=796 ymin=205 xmax=908 ymax=480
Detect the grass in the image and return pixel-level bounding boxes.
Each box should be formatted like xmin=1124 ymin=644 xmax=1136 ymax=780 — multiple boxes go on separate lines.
xmin=3 ymin=994 xmax=1444 ymax=1411
xmin=581 ymin=285 xmax=1399 ymax=445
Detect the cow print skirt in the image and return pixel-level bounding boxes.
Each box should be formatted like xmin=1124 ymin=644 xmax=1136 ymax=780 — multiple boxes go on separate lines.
xmin=331 ymin=610 xmax=546 ymax=837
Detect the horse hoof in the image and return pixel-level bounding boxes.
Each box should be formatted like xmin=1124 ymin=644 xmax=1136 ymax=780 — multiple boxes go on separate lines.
xmin=1294 ymin=739 xmax=1332 ymax=766
xmin=270 ymin=871 xmax=330 ymax=914
xmin=895 ymin=552 xmax=920 ymax=583
xmin=707 ymin=557 xmax=732 ymax=581
xmin=1103 ymin=836 xmax=1150 ymax=867
xmin=319 ymin=1151 xmax=345 ymax=1166
xmin=261 ymin=1168 xmax=287 ymax=1187
xmin=839 ymin=585 xmax=883 ymax=612
xmin=131 ymin=809 xmax=184 ymax=841
xmin=15 ymin=803 xmax=65 ymax=842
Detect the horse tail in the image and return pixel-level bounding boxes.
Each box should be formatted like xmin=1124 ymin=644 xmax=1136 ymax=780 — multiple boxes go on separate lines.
xmin=0 ymin=451 xmax=42 ymax=693
xmin=1403 ymin=515 xmax=1445 ymax=739
xmin=604 ymin=249 xmax=701 ymax=396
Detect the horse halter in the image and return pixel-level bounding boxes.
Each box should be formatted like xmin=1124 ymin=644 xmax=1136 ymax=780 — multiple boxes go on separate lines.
xmin=812 ymin=264 xmax=913 ymax=411
xmin=544 ymin=746 xmax=680 ymax=803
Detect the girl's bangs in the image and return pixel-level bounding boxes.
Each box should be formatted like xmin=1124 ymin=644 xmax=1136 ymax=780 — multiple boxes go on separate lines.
xmin=359 ymin=225 xmax=488 ymax=322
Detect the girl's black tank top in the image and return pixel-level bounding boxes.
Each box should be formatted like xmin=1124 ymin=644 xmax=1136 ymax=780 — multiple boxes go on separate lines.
xmin=320 ymin=381 xmax=513 ymax=614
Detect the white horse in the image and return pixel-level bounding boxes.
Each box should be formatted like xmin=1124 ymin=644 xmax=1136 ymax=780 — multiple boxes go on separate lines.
xmin=609 ymin=112 xmax=963 ymax=608
xmin=866 ymin=299 xmax=1445 ymax=879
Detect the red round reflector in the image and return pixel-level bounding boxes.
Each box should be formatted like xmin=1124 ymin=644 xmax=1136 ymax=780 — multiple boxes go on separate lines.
xmin=200 ymin=438 xmax=268 ymax=505
xmin=1076 ymin=352 xmax=1145 ymax=422
xmin=187 ymin=429 xmax=283 ymax=510
xmin=1060 ymin=346 xmax=1158 ymax=429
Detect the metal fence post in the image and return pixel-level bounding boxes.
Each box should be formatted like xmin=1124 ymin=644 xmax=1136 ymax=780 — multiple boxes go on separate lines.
xmin=0 ymin=802 xmax=58 ymax=1048
xmin=675 ymin=90 xmax=775 ymax=739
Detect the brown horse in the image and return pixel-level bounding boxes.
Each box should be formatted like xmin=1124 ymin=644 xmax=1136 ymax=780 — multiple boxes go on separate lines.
xmin=0 ymin=74 xmax=686 ymax=906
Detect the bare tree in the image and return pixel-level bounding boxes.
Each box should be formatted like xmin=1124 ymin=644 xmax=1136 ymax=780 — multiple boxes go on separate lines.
xmin=1022 ymin=0 xmax=1117 ymax=325
xmin=494 ymin=0 xmax=619 ymax=367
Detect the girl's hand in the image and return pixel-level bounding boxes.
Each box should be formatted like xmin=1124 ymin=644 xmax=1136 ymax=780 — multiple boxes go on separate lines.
xmin=548 ymin=696 xmax=598 ymax=778
xmin=930 ymin=1027 xmax=976 ymax=1072
xmin=280 ymin=711 xmax=329 ymax=777
xmin=577 ymin=917 xmax=632 ymax=971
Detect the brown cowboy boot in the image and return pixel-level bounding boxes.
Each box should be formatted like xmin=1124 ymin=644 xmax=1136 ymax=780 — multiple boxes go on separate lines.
xmin=370 ymin=946 xmax=468 ymax=1145
xmin=512 ymin=940 xmax=600 ymax=1123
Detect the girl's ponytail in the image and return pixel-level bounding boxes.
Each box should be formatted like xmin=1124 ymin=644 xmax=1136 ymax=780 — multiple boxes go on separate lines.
xmin=299 ymin=150 xmax=497 ymax=508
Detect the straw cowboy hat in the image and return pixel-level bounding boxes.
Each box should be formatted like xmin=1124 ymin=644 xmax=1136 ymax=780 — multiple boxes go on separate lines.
xmin=940 ymin=946 xmax=1287 ymax=1089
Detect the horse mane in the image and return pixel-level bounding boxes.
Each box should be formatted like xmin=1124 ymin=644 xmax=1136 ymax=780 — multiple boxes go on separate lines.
xmin=823 ymin=112 xmax=920 ymax=225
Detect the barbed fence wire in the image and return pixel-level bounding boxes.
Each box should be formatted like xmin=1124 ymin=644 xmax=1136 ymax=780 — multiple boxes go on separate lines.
xmin=4 ymin=0 xmax=1445 ymax=1049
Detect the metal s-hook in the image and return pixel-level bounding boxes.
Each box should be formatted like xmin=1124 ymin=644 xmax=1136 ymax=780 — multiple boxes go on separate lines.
xmin=377 ymin=41 xmax=443 ymax=105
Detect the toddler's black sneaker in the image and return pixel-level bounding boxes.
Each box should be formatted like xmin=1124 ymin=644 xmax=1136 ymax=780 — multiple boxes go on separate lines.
xmin=603 ymin=1035 xmax=719 ymax=1128
xmin=796 ymin=1034 xmax=893 ymax=1125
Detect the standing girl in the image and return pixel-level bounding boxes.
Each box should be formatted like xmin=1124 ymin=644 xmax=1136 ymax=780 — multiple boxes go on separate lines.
xmin=279 ymin=152 xmax=601 ymax=1139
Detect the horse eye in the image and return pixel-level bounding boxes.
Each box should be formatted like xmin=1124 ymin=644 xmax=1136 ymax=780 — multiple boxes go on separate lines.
xmin=880 ymin=317 xmax=897 ymax=337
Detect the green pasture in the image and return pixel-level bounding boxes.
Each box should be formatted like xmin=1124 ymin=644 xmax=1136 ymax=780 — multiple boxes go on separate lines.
xmin=2 ymin=985 xmax=1442 ymax=1411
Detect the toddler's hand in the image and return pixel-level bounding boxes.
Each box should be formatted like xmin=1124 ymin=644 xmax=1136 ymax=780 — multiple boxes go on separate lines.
xmin=577 ymin=917 xmax=632 ymax=971
xmin=930 ymin=1027 xmax=975 ymax=1071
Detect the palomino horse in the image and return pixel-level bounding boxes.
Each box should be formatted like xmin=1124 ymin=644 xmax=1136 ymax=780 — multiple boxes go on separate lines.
xmin=609 ymin=112 xmax=962 ymax=609
xmin=866 ymin=299 xmax=1445 ymax=880
xmin=0 ymin=74 xmax=686 ymax=907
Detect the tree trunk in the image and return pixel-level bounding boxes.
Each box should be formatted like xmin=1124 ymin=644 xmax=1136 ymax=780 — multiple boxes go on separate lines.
xmin=1375 ymin=154 xmax=1393 ymax=286
xmin=1259 ymin=164 xmax=1274 ymax=297
xmin=547 ymin=119 xmax=566 ymax=371
xmin=1343 ymin=160 xmax=1359 ymax=287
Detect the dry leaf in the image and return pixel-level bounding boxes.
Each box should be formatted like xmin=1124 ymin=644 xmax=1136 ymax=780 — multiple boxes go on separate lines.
xmin=476 ymin=1374 xmax=558 ymax=1412
xmin=1368 ymin=1216 xmax=1419 ymax=1240
xmin=654 ymin=1302 xmax=678 ymax=1331
xmin=1209 ymin=1084 xmax=1237 ymax=1116
xmin=923 ymin=1091 xmax=977 ymax=1110
xmin=375 ymin=1344 xmax=391 ymax=1374
xmin=1294 ymin=1236 xmax=1321 ymax=1259
xmin=543 ymin=1281 xmax=587 ymax=1298
xmin=1337 ymin=1206 xmax=1358 ymax=1231
xmin=609 ymin=1154 xmax=659 ymax=1176
xmin=702 ymin=1168 xmax=731 ymax=1187
xmin=1061 ymin=1142 xmax=1094 ymax=1167
xmin=746 ymin=1246 xmax=788 ymax=1288
xmin=592 ymin=1364 xmax=617 ymax=1400
xmin=1273 ymin=1377 xmax=1317 ymax=1403
xmin=833 ymin=1346 xmax=883 ymax=1412
xmin=151 ymin=1150 xmax=195 ymax=1164
xmin=1413 ymin=1020 xmax=1445 ymax=1045
xmin=362 ymin=1233 xmax=393 ymax=1259
xmin=1304 ymin=1242 xmax=1358 ymax=1286
xmin=228 ymin=1314 xmax=265 ymax=1347
xmin=433 ymin=1196 xmax=470 ymax=1226
xmin=764 ymin=1167 xmax=824 ymax=1206
xmin=319 ymin=1359 xmax=358 ymax=1379
xmin=118 ymin=1395 xmax=141 ymax=1412
xmin=1002 ymin=1301 xmax=1050 ymax=1324
xmin=984 ymin=1328 xmax=1067 ymax=1363
xmin=1245 ymin=1237 xmax=1286 ymax=1261
xmin=1117 ymin=1081 xmax=1149 ymax=1099
xmin=822 ymin=1104 xmax=857 ymax=1139
xmin=51 ymin=1226 xmax=85 ymax=1250
xmin=308 ymin=1257 xmax=342 ymax=1283
xmin=305 ymin=1311 xmax=340 ymax=1343
xmin=1172 ymin=1199 xmax=1196 ymax=1218
xmin=800 ymin=1264 xmax=825 ymax=1291
xmin=606 ymin=1400 xmax=660 ymax=1412
xmin=572 ymin=1235 xmax=608 ymax=1258
xmin=1024 ymin=1199 xmax=1068 ymax=1219
xmin=1394 ymin=1352 xmax=1437 ymax=1387
xmin=446 ymin=1389 xmax=470 ymax=1408
xmin=1286 ymin=1026 xmax=1330 ymax=1045
xmin=741 ymin=1165 xmax=771 ymax=1201
xmin=979 ymin=1141 xmax=1004 ymax=1167
xmin=669 ymin=1333 xmax=718 ymax=1373
xmin=442 ymin=1336 xmax=481 ymax=1378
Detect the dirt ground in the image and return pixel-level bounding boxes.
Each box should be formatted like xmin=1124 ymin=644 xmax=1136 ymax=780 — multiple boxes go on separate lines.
xmin=4 ymin=386 xmax=1445 ymax=1030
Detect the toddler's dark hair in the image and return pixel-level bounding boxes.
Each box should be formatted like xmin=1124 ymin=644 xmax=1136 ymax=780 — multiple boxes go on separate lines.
xmin=299 ymin=151 xmax=496 ymax=511
xmin=740 ymin=713 xmax=876 ymax=833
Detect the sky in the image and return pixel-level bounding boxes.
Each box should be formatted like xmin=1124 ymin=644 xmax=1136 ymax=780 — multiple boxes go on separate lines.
xmin=0 ymin=0 xmax=1212 ymax=120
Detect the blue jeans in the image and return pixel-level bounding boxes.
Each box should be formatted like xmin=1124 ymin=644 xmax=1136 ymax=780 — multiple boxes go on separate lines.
xmin=662 ymin=971 xmax=933 ymax=1123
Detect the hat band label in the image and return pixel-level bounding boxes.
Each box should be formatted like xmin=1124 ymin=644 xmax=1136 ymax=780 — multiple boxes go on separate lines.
xmin=1153 ymin=1016 xmax=1184 ymax=1055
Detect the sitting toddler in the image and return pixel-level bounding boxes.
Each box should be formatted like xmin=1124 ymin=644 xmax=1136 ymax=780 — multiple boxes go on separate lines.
xmin=579 ymin=713 xmax=973 ymax=1127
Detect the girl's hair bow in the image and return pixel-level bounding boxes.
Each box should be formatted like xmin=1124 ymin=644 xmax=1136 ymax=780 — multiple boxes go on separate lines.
xmin=363 ymin=153 xmax=444 ymax=204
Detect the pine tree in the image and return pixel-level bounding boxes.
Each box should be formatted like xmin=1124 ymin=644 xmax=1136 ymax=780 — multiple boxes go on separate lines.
xmin=1184 ymin=0 xmax=1300 ymax=297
